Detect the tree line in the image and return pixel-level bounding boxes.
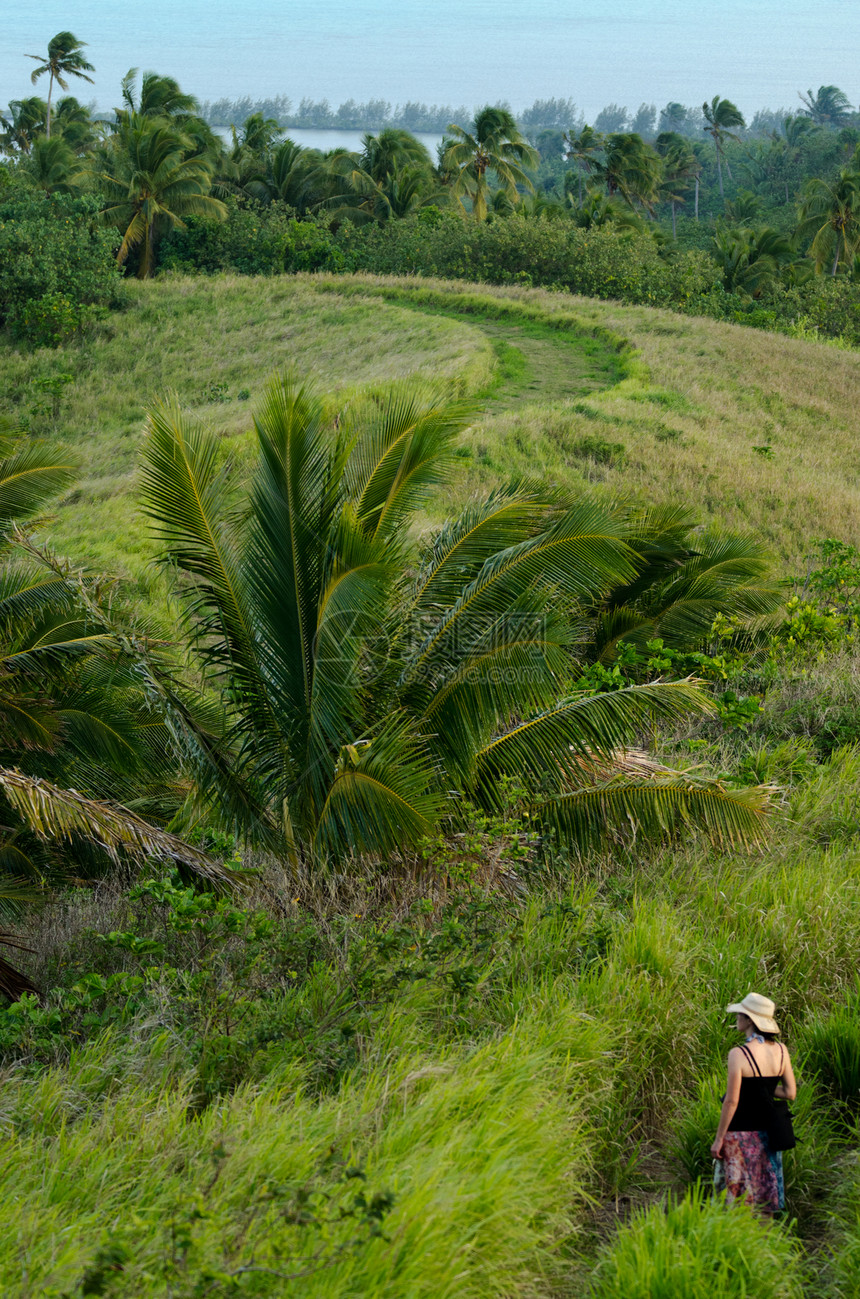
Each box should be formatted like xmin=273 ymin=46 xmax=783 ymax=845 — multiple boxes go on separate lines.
xmin=2 ymin=36 xmax=859 ymax=302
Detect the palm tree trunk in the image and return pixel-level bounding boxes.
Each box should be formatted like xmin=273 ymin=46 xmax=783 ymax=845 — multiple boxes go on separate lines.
xmin=694 ymin=176 xmax=699 ymax=221
xmin=716 ymin=147 xmax=724 ymax=198
xmin=141 ymin=222 xmax=155 ymax=279
xmin=46 ymin=71 xmax=54 ymax=139
xmin=831 ymin=243 xmax=840 ymax=277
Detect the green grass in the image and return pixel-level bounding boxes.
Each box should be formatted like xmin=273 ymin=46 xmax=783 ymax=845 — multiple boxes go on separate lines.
xmin=5 ymin=270 xmax=860 ymax=1293
xmin=312 ymin=275 xmax=860 ymax=570
xmin=5 ymin=821 xmax=860 ymax=1294
xmin=3 ymin=271 xmax=859 ymax=588
xmin=0 ymin=275 xmax=493 ymax=583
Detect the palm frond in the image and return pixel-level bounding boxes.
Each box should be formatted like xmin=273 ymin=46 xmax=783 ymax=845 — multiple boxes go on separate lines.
xmin=345 ymin=386 xmax=477 ymax=540
xmin=541 ymin=772 xmax=771 ymax=850
xmin=402 ymin=498 xmax=635 ymax=692
xmin=475 ymin=679 xmax=713 ymax=799
xmin=0 ymin=439 xmax=76 ymax=527
xmin=140 ymin=399 xmax=260 ymax=688
xmin=409 ymin=482 xmax=554 ymax=612
xmin=0 ymin=767 xmax=235 ymax=885
xmin=313 ymin=715 xmax=442 ymax=858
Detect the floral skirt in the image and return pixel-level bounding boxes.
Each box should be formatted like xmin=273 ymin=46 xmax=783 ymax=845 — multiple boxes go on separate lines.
xmin=714 ymin=1130 xmax=785 ymax=1214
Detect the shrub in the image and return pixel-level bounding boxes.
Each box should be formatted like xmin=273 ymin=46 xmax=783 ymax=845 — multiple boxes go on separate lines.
xmin=335 ymin=212 xmax=717 ymax=308
xmin=159 ymin=202 xmax=345 ymax=275
xmin=589 ymin=1185 xmax=804 ymax=1299
xmin=11 ymin=292 xmax=99 ymax=348
xmin=0 ymin=192 xmax=123 ymax=332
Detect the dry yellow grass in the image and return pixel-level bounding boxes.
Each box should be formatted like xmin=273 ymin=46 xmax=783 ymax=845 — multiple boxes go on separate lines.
xmin=314 ymin=275 xmax=860 ymax=571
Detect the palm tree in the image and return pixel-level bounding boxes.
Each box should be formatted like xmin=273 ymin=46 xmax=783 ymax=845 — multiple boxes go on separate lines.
xmin=323 ymin=129 xmax=438 ymax=223
xmin=563 ymin=124 xmax=603 ymax=204
xmin=712 ymin=224 xmax=799 ymax=295
xmin=566 ymin=187 xmax=646 ymax=233
xmin=799 ymin=86 xmax=853 ymax=128
xmin=23 ymin=135 xmax=80 ymax=195
xmin=0 ymin=98 xmax=47 ymax=155
xmin=139 ymin=373 xmax=769 ymax=867
xmin=240 ymin=139 xmax=326 ymax=214
xmin=702 ymin=96 xmax=746 ymax=198
xmin=52 ymin=96 xmax=98 ymax=153
xmin=596 ymin=133 xmax=662 ymax=213
xmin=798 ymin=168 xmax=860 ymax=275
xmin=655 ymin=134 xmax=697 ymax=237
xmin=116 ymin=69 xmax=199 ymax=124
xmin=94 ymin=119 xmax=227 ymax=277
xmin=232 ymin=111 xmax=281 ymax=159
xmin=443 ymin=107 xmax=539 ymax=220
xmin=26 ymin=32 xmax=94 ymax=139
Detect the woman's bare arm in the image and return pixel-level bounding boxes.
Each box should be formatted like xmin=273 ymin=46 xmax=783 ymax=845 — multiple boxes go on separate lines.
xmin=711 ymin=1048 xmax=743 ymax=1158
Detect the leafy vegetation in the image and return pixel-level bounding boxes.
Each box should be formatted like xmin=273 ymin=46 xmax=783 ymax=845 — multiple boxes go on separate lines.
xmin=5 ymin=47 xmax=860 ymax=344
xmin=5 ymin=30 xmax=860 ymax=1298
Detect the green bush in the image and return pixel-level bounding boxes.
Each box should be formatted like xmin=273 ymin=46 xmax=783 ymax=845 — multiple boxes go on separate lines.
xmin=0 ymin=192 xmax=123 ymax=334
xmin=12 ymin=292 xmax=100 ymax=348
xmin=589 ymin=1186 xmax=804 ymax=1298
xmin=335 ymin=212 xmax=717 ymax=308
xmin=159 ymin=201 xmax=345 ymax=275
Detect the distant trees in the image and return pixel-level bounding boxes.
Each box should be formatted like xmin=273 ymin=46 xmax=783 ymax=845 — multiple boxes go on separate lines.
xmin=702 ymin=96 xmax=746 ymax=197
xmin=594 ymin=104 xmax=630 ymax=134
xmin=26 ymin=32 xmax=94 ymax=139
xmin=630 ymin=103 xmax=657 ymax=139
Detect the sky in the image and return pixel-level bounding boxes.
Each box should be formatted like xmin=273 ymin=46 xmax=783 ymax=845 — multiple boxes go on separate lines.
xmin=2 ymin=0 xmax=859 ymax=120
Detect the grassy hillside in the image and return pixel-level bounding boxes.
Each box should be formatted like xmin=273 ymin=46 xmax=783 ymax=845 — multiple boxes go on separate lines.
xmin=2 ymin=273 xmax=859 ymax=592
xmin=4 ymin=274 xmax=860 ymax=1296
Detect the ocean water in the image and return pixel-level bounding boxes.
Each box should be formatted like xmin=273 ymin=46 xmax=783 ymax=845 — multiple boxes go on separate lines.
xmin=3 ymin=0 xmax=858 ymax=122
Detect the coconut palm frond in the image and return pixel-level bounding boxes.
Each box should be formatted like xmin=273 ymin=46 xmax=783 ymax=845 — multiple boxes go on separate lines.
xmin=0 ymin=768 xmax=234 ymax=886
xmin=541 ymin=772 xmax=771 ymax=850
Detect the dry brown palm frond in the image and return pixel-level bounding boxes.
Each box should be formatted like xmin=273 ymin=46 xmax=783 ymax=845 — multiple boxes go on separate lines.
xmin=0 ymin=767 xmax=237 ymax=888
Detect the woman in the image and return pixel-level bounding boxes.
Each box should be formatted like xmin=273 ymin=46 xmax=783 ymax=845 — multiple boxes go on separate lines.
xmin=711 ymin=992 xmax=797 ymax=1214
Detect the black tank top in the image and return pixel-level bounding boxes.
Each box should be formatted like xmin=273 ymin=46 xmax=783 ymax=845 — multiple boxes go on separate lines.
xmin=728 ymin=1043 xmax=782 ymax=1132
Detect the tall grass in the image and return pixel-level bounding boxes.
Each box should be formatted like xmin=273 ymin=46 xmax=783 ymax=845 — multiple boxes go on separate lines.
xmin=589 ymin=1186 xmax=805 ymax=1299
xmin=0 ymin=1009 xmax=610 ymax=1297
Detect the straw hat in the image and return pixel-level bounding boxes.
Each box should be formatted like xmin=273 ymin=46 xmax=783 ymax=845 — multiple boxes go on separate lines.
xmin=726 ymin=993 xmax=779 ymax=1034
